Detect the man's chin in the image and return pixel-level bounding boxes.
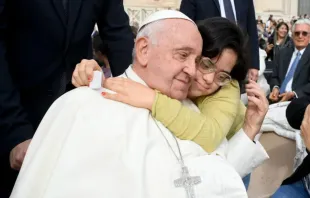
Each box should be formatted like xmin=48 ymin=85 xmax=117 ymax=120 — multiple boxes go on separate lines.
xmin=170 ymin=91 xmax=188 ymax=101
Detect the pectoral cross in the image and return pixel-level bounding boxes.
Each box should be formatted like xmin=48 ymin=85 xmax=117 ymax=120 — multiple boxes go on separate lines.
xmin=174 ymin=166 xmax=201 ymax=198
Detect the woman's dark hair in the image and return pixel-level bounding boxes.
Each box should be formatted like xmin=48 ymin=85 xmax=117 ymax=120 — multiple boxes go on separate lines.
xmin=276 ymin=22 xmax=289 ymax=32
xmin=268 ymin=15 xmax=273 ymax=21
xmin=197 ymin=17 xmax=249 ymax=82
xmin=269 ymin=22 xmax=290 ymax=44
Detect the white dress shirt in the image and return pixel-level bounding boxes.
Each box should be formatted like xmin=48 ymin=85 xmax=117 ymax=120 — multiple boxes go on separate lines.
xmin=218 ymin=0 xmax=237 ymax=21
xmin=284 ymin=48 xmax=306 ymax=94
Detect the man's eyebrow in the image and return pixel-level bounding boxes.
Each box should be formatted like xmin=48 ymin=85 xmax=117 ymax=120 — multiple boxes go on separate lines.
xmin=174 ymin=47 xmax=195 ymax=51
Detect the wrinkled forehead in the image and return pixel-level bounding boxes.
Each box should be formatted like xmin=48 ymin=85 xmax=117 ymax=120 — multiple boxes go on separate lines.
xmin=294 ymin=23 xmax=310 ymax=32
xmin=157 ymin=19 xmax=202 ymax=53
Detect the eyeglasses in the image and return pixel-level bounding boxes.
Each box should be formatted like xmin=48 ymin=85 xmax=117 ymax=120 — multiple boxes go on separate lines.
xmin=197 ymin=57 xmax=232 ymax=86
xmin=197 ymin=57 xmax=217 ymax=74
xmin=294 ymin=31 xmax=309 ymax=37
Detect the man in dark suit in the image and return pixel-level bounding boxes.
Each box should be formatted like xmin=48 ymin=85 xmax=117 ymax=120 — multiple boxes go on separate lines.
xmin=179 ymin=0 xmax=259 ymax=81
xmin=0 ymin=0 xmax=133 ymax=197
xmin=269 ymin=19 xmax=310 ymax=103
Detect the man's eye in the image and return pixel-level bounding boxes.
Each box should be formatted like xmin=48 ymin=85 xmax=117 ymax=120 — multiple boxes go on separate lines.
xmin=179 ymin=53 xmax=188 ymax=59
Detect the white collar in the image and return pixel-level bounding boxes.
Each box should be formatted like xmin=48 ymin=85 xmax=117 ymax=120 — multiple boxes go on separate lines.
xmin=123 ymin=65 xmax=148 ymax=87
xmin=294 ymin=47 xmax=306 ymax=56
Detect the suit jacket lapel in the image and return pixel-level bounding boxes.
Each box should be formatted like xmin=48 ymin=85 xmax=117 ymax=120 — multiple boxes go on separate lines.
xmin=294 ymin=45 xmax=310 ymax=80
xmin=212 ymin=0 xmax=220 ymax=12
xmin=52 ymin=0 xmax=66 ymax=27
xmin=65 ymin=0 xmax=83 ymax=52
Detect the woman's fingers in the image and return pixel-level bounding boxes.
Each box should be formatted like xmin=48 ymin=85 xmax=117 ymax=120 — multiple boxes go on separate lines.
xmin=246 ymin=84 xmax=268 ymax=112
xmin=103 ymin=78 xmax=130 ymax=93
xmin=101 ymin=92 xmax=124 ymax=103
xmin=103 ymin=77 xmax=128 ymax=86
xmin=245 ymin=80 xmax=260 ymax=90
xmin=246 ymin=87 xmax=264 ymax=99
xmin=245 ymin=80 xmax=262 ymax=96
xmin=248 ymin=96 xmax=261 ymax=107
xmin=104 ymin=81 xmax=125 ymax=93
xmin=248 ymin=95 xmax=268 ymax=113
xmin=245 ymin=81 xmax=265 ymax=98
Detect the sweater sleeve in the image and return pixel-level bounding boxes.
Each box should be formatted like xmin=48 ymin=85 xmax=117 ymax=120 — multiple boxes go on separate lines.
xmin=151 ymin=80 xmax=241 ymax=153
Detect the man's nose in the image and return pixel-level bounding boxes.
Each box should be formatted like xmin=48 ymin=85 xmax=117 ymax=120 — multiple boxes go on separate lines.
xmin=203 ymin=72 xmax=215 ymax=84
xmin=184 ymin=62 xmax=196 ymax=78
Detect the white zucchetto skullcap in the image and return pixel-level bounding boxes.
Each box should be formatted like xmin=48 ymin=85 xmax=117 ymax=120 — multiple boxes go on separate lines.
xmin=138 ymin=10 xmax=195 ymax=32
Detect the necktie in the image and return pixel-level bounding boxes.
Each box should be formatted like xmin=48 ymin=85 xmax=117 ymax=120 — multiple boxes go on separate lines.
xmin=279 ymin=52 xmax=301 ymax=94
xmin=223 ymin=0 xmax=236 ymax=22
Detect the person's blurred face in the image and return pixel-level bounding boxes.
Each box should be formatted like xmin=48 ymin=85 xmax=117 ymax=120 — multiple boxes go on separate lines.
xmin=277 ymin=24 xmax=288 ymax=38
xmin=293 ymin=24 xmax=310 ymax=50
xmin=257 ymin=23 xmax=263 ymax=30
xmin=135 ymin=19 xmax=202 ymax=100
xmin=188 ymin=48 xmax=237 ymax=98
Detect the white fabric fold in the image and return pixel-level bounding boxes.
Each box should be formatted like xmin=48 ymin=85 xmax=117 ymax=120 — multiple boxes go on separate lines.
xmin=227 ymin=129 xmax=269 ymax=178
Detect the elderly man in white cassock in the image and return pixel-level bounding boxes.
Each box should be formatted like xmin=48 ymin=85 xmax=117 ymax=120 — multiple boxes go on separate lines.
xmin=10 ymin=11 xmax=269 ymax=198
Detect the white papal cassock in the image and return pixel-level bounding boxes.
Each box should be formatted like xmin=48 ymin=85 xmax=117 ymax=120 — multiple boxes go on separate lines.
xmin=10 ymin=66 xmax=268 ymax=198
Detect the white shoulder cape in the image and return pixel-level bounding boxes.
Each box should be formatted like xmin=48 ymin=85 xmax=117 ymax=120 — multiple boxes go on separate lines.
xmin=11 ymin=67 xmax=268 ymax=198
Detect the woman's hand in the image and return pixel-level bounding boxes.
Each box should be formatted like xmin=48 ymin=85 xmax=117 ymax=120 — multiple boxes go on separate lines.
xmin=101 ymin=77 xmax=156 ymax=110
xmin=243 ymin=80 xmax=269 ymax=140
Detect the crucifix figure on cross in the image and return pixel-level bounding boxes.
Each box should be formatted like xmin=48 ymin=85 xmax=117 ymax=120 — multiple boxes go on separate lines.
xmin=174 ymin=166 xmax=202 ymax=198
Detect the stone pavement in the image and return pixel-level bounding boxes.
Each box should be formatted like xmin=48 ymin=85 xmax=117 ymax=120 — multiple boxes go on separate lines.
xmin=247 ymin=132 xmax=296 ymax=198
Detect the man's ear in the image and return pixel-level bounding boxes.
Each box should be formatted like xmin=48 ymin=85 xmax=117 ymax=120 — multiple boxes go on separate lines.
xmin=135 ymin=37 xmax=149 ymax=67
